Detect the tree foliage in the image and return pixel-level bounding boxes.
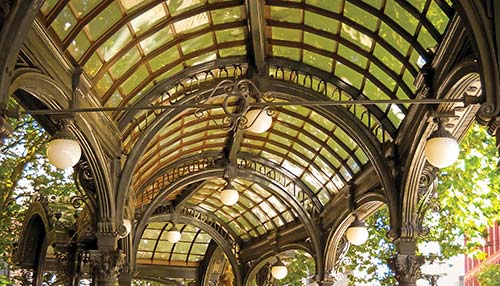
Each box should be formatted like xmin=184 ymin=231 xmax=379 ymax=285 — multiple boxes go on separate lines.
xmin=478 ymin=264 xmax=500 ymax=286
xmin=0 ymin=113 xmax=76 ymax=269
xmin=345 ymin=124 xmax=500 ymax=285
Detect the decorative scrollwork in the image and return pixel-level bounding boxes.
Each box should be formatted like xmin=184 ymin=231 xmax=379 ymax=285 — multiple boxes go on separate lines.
xmin=327 ymin=236 xmax=352 ymax=282
xmin=20 ymin=269 xmax=33 ymax=286
xmin=415 ymin=163 xmax=439 ymax=236
xmin=387 ymin=254 xmax=424 ymax=284
xmin=194 ymin=78 xmax=276 ymax=132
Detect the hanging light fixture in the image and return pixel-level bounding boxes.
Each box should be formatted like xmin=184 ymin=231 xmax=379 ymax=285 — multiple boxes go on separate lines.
xmin=246 ymin=108 xmax=273 ymax=133
xmin=271 ymin=257 xmax=288 ymax=280
xmin=424 ymin=119 xmax=459 ymax=168
xmin=166 ymin=224 xmax=181 ymax=243
xmin=220 ymin=181 xmax=239 ymax=206
xmin=346 ymin=216 xmax=369 ymax=246
xmin=47 ymin=121 xmax=81 ymax=169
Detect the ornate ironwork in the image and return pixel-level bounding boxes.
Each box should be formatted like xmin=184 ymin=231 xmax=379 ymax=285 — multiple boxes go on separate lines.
xmin=387 ymin=254 xmax=425 ymax=285
xmin=138 ymin=154 xmax=221 ymax=206
xmin=326 ymin=236 xmax=352 ymax=283
xmin=194 ymin=78 xmax=276 ymax=131
xmin=415 ymin=163 xmax=440 ymax=237
xmin=89 ymin=250 xmax=125 ymax=283
xmin=20 ymin=269 xmax=33 ymax=286
xmin=236 ymin=157 xmax=318 ymax=214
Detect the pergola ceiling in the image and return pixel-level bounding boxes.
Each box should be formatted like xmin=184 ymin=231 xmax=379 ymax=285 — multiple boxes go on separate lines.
xmin=35 ymin=0 xmax=456 ymax=276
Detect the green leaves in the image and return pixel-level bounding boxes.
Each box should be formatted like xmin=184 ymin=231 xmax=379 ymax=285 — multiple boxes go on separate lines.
xmin=478 ymin=264 xmax=500 ymax=286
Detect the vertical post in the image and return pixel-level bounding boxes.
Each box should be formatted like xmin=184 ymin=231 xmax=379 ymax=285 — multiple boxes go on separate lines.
xmin=387 ymin=239 xmax=424 ymax=286
xmin=89 ymin=250 xmax=124 ymax=286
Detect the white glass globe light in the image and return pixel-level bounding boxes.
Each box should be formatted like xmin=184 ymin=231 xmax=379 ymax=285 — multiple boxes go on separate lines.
xmin=166 ymin=226 xmax=181 ymax=243
xmin=220 ymin=183 xmax=239 ymax=206
xmin=47 ymin=138 xmax=82 ymax=169
xmin=271 ymin=259 xmax=288 ymax=280
xmin=425 ymin=136 xmax=459 ymax=168
xmin=118 ymin=219 xmax=132 ymax=238
xmin=346 ymin=218 xmax=369 ymax=246
xmin=246 ymin=109 xmax=273 ymax=133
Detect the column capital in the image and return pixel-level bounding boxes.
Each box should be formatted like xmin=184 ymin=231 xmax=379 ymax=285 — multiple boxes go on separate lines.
xmin=89 ymin=250 xmax=125 ymax=286
xmin=387 ymin=254 xmax=424 ymax=286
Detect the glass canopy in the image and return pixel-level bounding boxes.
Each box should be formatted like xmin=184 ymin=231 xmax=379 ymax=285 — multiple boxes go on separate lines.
xmin=35 ymin=0 xmax=454 ymax=272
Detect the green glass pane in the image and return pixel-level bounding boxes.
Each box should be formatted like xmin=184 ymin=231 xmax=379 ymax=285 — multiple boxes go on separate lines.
xmin=167 ymin=0 xmax=205 ymax=15
xmin=337 ymin=45 xmax=367 ymax=68
xmin=181 ymin=34 xmax=214 ymax=54
xmin=70 ymin=0 xmax=101 ymax=18
xmin=407 ymin=0 xmax=426 ymax=12
xmin=171 ymin=253 xmax=188 ymax=261
xmin=378 ymin=22 xmax=410 ymax=53
xmin=426 ymin=1 xmax=449 ymax=34
xmin=130 ymin=4 xmax=166 ymax=35
xmin=318 ymin=189 xmax=330 ymax=204
xmin=155 ymin=64 xmax=184 ymax=82
xmin=109 ymin=47 xmax=142 ymax=79
xmin=270 ymin=6 xmax=302 ymax=23
xmin=373 ymin=44 xmax=403 ymax=74
xmin=271 ymin=27 xmax=301 ymax=42
xmin=106 ymin=92 xmax=123 ymax=108
xmin=174 ymin=13 xmax=209 ymax=34
xmin=305 ymin=0 xmax=342 ymax=13
xmin=51 ymin=6 xmax=77 ymax=39
xmin=120 ymin=0 xmax=152 ymax=11
xmin=41 ymin=0 xmax=58 ymax=15
xmin=304 ymin=32 xmax=336 ymax=52
xmin=303 ymin=50 xmax=332 ymax=72
xmin=86 ymin=2 xmax=122 ymax=40
xmin=149 ymin=47 xmax=180 ymax=71
xmin=137 ymin=251 xmax=152 ymax=259
xmin=141 ymin=27 xmax=174 ymax=55
xmin=388 ymin=104 xmax=405 ymax=127
xmin=83 ymin=53 xmax=103 ymax=78
xmin=361 ymin=0 xmax=384 ymax=9
xmin=304 ymin=11 xmax=339 ymax=34
xmin=409 ymin=49 xmax=423 ymax=70
xmin=334 ymin=63 xmax=363 ymax=89
xmin=95 ymin=73 xmax=114 ymax=96
xmin=363 ymin=80 xmax=390 ymax=102
xmin=68 ymin=32 xmax=90 ymax=61
xmin=211 ymin=6 xmax=243 ymax=24
xmin=344 ymin=2 xmax=378 ymax=32
xmin=219 ymin=46 xmax=246 ymax=57
xmin=121 ymin=65 xmax=149 ymax=94
xmin=417 ymin=26 xmax=438 ymax=50
xmin=368 ymin=64 xmax=396 ymax=91
xmin=186 ymin=52 xmax=217 ymax=66
xmin=272 ymin=45 xmax=301 ymax=61
xmin=384 ymin=0 xmax=418 ymax=35
xmin=215 ymin=27 xmax=245 ymax=43
xmin=97 ymin=26 xmax=132 ymax=61
xmin=190 ymin=244 xmax=208 ymax=255
xmin=340 ymin=24 xmax=373 ymax=51
xmin=402 ymin=69 xmax=415 ymax=93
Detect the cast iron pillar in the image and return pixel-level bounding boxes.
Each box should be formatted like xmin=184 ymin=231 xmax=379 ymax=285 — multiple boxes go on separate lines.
xmin=387 ymin=239 xmax=424 ymax=286
xmin=89 ymin=250 xmax=125 ymax=286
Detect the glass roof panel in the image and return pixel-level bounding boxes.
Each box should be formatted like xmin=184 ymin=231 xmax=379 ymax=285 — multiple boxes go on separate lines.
xmin=85 ymin=2 xmax=122 ymax=41
xmin=70 ymin=0 xmax=101 ymax=18
xmin=130 ymin=4 xmax=166 ymax=35
xmin=51 ymin=6 xmax=77 ymax=39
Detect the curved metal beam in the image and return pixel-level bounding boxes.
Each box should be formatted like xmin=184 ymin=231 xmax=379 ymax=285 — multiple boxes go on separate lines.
xmin=118 ymin=59 xmax=248 ymax=128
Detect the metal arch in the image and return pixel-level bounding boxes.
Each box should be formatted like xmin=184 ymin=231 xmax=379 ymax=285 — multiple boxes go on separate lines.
xmin=267 ymin=80 xmax=399 ymax=232
xmin=268 ymin=57 xmax=398 ymax=137
xmin=117 ymin=59 xmax=248 ymax=129
xmin=242 ymin=242 xmax=314 ymax=286
xmin=133 ymin=168 xmax=323 ymax=284
xmin=77 ymin=0 xmax=244 ymax=65
xmin=8 ymin=71 xmax=116 ymax=228
xmin=103 ymin=39 xmax=246 ymax=104
xmin=454 ymin=0 xmax=500 ymax=122
xmin=95 ymin=20 xmax=246 ymax=83
xmin=323 ymin=194 xmax=385 ymax=275
xmin=267 ymin=0 xmax=429 ymax=63
xmin=238 ymin=152 xmax=323 ymax=210
xmin=398 ymin=60 xmax=481 ymax=239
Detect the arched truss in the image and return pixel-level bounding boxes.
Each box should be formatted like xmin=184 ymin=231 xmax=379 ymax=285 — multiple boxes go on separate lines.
xmin=117 ymin=73 xmax=398 ymax=225
xmin=133 ymin=165 xmax=323 ymax=268
xmin=242 ymin=243 xmax=313 ymax=286
xmin=3 ymin=0 xmax=494 ymax=285
xmin=8 ymin=70 xmax=115 ymax=227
